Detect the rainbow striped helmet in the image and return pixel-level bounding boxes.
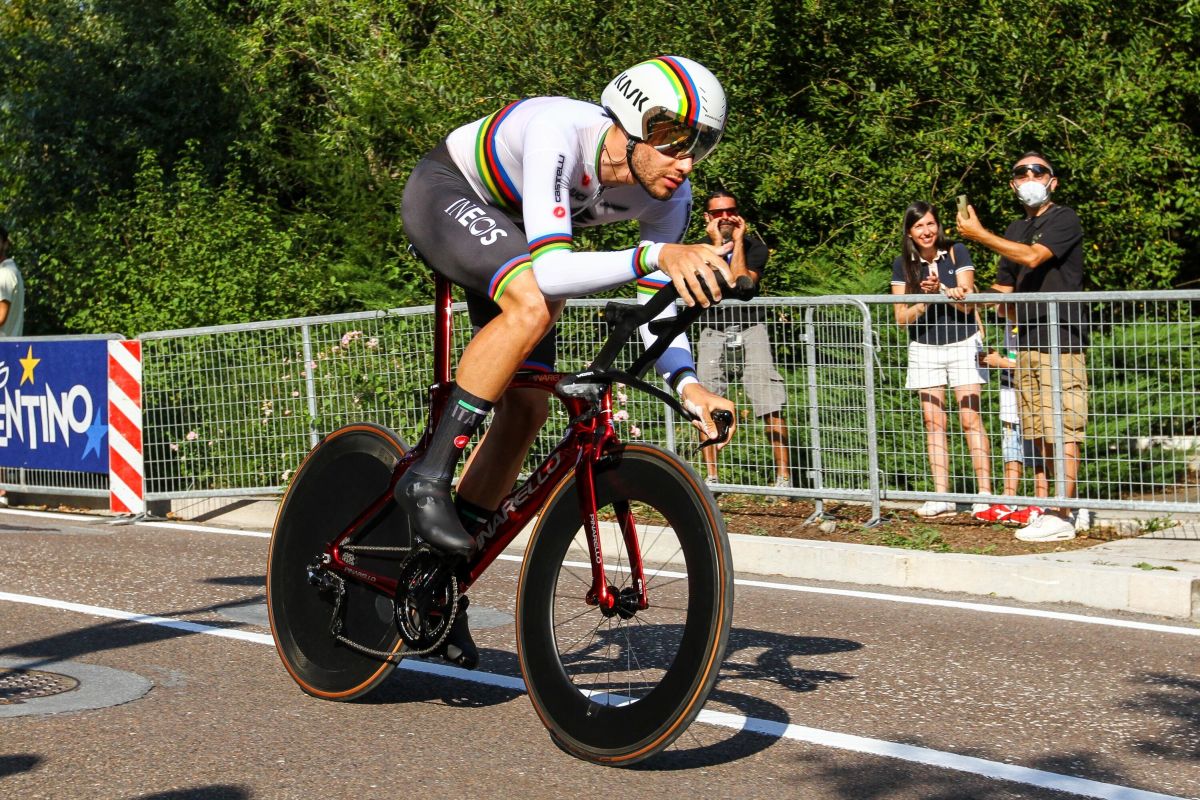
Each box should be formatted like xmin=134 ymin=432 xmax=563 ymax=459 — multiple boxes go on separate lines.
xmin=601 ymin=56 xmax=726 ymax=164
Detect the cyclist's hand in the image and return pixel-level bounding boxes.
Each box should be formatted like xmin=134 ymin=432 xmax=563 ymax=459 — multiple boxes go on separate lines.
xmin=680 ymin=383 xmax=737 ymax=451
xmin=658 ymin=242 xmax=733 ymax=308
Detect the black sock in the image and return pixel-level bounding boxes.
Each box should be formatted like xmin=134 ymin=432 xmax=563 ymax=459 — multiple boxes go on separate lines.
xmin=413 ymin=384 xmax=493 ymax=481
xmin=454 ymin=495 xmax=496 ymax=535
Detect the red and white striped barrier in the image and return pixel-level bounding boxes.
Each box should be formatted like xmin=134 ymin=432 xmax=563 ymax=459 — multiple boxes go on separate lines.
xmin=107 ymin=341 xmax=144 ymax=515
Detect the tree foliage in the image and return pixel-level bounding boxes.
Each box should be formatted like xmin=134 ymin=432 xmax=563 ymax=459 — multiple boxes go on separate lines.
xmin=1 ymin=0 xmax=1197 ymax=334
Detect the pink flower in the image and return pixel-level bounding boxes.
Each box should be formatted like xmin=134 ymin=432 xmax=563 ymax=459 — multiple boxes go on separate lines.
xmin=613 ymin=409 xmax=630 ymax=422
xmin=185 ymin=431 xmax=198 ymax=441
xmin=629 ymin=425 xmax=641 ymax=438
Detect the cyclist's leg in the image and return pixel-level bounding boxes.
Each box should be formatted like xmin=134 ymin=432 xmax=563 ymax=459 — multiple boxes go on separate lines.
xmin=457 ymin=292 xmax=562 ymax=513
xmin=398 ymin=145 xmax=553 ymax=558
xmin=395 ymin=270 xmax=555 ymax=557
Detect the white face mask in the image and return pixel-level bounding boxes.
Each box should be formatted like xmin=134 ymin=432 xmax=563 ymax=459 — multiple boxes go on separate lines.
xmin=1016 ymin=179 xmax=1050 ymax=208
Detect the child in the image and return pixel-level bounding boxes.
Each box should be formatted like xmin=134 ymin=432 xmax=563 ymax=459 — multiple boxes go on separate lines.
xmin=974 ymin=310 xmax=1042 ymax=524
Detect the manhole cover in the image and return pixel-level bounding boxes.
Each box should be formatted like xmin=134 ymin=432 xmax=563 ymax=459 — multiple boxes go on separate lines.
xmin=0 ymin=669 xmax=80 ymax=704
xmin=0 ymin=658 xmax=152 ymax=718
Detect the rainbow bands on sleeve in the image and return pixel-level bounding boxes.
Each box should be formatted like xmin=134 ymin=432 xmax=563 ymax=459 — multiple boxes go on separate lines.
xmin=529 ymin=233 xmax=573 ymax=262
xmin=474 ymin=100 xmax=525 ymax=211
xmin=488 ymin=254 xmax=532 ymax=301
xmin=636 ymin=275 xmax=669 ymax=296
xmin=648 ymin=57 xmax=700 ymax=125
xmin=632 ymin=245 xmax=656 ymax=278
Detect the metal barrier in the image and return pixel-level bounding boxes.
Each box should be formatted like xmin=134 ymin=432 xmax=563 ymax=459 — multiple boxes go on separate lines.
xmin=134 ymin=290 xmax=1200 ymax=520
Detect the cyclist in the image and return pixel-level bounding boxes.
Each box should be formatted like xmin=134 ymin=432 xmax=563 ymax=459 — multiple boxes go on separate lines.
xmin=398 ymin=56 xmax=739 ymax=666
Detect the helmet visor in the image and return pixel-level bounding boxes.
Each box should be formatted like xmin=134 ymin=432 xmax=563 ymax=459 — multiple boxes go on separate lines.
xmin=641 ymin=108 xmax=723 ymax=163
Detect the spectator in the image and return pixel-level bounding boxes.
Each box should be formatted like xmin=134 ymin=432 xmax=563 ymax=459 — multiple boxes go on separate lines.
xmin=957 ymin=151 xmax=1087 ymax=542
xmin=891 ymin=201 xmax=993 ymax=518
xmin=974 ymin=308 xmax=1040 ymax=523
xmin=0 ymin=225 xmax=22 ymax=507
xmin=0 ymin=226 xmax=23 ymax=337
xmin=694 ymin=190 xmax=790 ymax=491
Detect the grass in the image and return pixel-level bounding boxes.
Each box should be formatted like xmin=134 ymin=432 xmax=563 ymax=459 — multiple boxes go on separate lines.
xmin=870 ymin=526 xmax=952 ymax=552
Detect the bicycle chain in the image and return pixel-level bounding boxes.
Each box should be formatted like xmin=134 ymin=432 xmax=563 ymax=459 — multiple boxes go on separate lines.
xmin=324 ymin=553 xmax=459 ymax=663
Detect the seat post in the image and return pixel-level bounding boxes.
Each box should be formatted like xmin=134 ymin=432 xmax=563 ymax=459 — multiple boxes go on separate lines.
xmin=434 ymin=274 xmax=454 ymax=384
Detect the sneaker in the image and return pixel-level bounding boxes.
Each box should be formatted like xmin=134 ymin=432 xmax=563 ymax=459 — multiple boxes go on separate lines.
xmin=773 ymin=476 xmax=790 ymax=490
xmin=973 ymin=503 xmax=1016 ymax=523
xmin=1005 ymin=505 xmax=1043 ymax=526
xmin=1015 ymin=513 xmax=1076 ymax=542
xmin=435 ymin=596 xmax=479 ymax=670
xmin=915 ymin=500 xmax=956 ymax=518
xmin=1074 ymin=508 xmax=1091 ymax=531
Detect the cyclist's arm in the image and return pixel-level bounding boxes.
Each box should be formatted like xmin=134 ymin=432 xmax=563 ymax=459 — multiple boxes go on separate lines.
xmin=524 ymin=135 xmax=666 ymax=301
xmin=633 ymin=190 xmax=703 ymax=393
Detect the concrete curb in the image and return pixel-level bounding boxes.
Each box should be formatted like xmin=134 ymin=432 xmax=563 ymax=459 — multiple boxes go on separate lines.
xmin=162 ymin=497 xmax=1200 ymax=622
xmin=725 ymin=533 xmax=1199 ymax=621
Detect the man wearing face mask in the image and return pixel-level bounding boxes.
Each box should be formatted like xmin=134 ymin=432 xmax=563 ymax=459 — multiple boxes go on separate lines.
xmin=957 ymin=151 xmax=1087 ymax=542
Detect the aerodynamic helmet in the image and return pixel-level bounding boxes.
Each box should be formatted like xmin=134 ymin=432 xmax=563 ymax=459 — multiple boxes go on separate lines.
xmin=601 ymin=56 xmax=726 ymax=163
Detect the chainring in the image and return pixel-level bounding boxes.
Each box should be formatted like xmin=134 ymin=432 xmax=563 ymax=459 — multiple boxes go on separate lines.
xmin=393 ymin=548 xmax=459 ymax=655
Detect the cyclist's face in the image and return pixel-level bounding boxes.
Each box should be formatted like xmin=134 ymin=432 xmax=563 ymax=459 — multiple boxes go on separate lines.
xmin=631 ymin=142 xmax=694 ymax=200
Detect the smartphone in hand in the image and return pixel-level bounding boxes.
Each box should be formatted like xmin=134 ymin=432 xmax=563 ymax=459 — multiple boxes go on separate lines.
xmin=956 ymin=194 xmax=969 ymax=217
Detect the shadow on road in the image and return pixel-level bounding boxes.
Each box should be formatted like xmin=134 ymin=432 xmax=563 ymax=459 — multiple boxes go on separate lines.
xmin=136 ymin=787 xmax=249 ymax=799
xmin=0 ymin=597 xmax=268 ymax=671
xmin=636 ymin=627 xmax=861 ymax=771
xmin=1126 ymin=671 xmax=1200 ymax=762
xmin=204 ymin=575 xmax=265 ymax=588
xmin=0 ymin=754 xmax=40 ymax=778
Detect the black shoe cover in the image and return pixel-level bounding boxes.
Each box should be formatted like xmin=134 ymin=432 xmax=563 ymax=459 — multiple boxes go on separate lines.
xmin=394 ymin=472 xmax=476 ymax=559
xmin=439 ymin=596 xmax=479 ymax=670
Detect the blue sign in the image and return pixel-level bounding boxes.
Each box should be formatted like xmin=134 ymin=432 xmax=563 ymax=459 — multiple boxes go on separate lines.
xmin=0 ymin=340 xmax=109 ymax=473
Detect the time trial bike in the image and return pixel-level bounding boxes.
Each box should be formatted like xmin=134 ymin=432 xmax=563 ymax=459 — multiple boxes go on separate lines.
xmin=266 ymin=265 xmax=749 ymax=765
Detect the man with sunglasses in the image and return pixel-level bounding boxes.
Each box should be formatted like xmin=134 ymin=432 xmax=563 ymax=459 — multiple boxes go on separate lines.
xmin=692 ymin=191 xmax=790 ymax=492
xmin=398 ymin=56 xmax=738 ymax=667
xmin=957 ymin=151 xmax=1088 ymax=542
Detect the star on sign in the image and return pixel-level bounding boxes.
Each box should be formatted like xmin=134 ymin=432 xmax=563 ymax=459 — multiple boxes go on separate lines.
xmin=82 ymin=414 xmax=108 ymax=459
xmin=19 ymin=345 xmax=40 ymax=385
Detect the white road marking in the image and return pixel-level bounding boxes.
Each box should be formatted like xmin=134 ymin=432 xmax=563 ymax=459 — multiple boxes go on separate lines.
xmin=0 ymin=589 xmax=1188 ymax=800
xmin=5 ymin=510 xmax=1197 ymax=636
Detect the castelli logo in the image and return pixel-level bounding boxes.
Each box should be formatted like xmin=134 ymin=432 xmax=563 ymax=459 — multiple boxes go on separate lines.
xmin=453 ymin=435 xmax=470 ymax=449
xmin=553 ymin=206 xmax=567 ymax=218
xmin=582 ymin=173 xmax=591 ymax=187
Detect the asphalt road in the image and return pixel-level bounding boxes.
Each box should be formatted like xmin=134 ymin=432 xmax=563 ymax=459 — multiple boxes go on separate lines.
xmin=1 ymin=509 xmax=1197 ymax=800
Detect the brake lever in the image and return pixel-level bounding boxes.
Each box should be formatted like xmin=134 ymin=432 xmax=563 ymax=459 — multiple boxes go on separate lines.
xmin=697 ymin=409 xmax=734 ymax=450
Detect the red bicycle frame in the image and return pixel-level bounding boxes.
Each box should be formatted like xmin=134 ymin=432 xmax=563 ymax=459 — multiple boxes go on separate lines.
xmin=319 ymin=275 xmax=645 ymax=613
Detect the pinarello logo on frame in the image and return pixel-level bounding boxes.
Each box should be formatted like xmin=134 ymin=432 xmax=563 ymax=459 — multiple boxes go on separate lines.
xmin=453 ymin=435 xmax=470 ymax=449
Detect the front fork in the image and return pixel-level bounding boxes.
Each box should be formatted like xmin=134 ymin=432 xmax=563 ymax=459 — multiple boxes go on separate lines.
xmin=576 ymin=419 xmax=649 ymax=617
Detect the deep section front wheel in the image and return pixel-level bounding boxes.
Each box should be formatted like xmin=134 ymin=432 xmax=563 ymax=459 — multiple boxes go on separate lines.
xmin=516 ymin=443 xmax=733 ymax=765
xmin=267 ymin=423 xmax=412 ymax=700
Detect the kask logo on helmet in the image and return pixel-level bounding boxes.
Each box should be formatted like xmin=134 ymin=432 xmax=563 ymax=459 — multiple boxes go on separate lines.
xmin=612 ymin=73 xmax=650 ymax=113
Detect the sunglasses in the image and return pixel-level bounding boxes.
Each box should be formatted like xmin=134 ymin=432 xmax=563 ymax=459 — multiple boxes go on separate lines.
xmin=1012 ymin=163 xmax=1054 ymax=178
xmin=641 ymin=108 xmax=723 ymax=163
xmin=706 ymin=207 xmax=738 ymax=218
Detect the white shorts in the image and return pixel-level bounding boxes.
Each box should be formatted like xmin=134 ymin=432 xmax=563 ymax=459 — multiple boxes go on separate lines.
xmin=905 ymin=333 xmax=987 ymax=390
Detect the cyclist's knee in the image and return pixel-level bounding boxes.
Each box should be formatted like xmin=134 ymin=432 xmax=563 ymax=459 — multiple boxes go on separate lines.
xmin=498 ymin=281 xmax=555 ymax=338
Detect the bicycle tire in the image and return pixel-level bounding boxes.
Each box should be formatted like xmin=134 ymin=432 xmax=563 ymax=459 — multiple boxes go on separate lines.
xmin=516 ymin=443 xmax=733 ymax=765
xmin=267 ymin=423 xmax=412 ymax=701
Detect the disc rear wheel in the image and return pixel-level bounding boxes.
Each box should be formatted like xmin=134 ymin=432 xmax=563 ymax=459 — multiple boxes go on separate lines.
xmin=267 ymin=423 xmax=412 ymax=700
